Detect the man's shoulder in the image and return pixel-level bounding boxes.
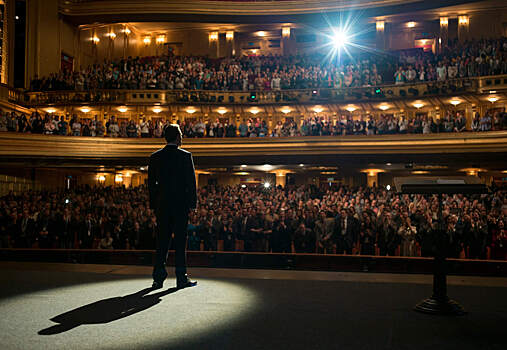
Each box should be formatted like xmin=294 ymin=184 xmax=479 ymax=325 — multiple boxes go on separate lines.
xmin=178 ymin=148 xmax=192 ymax=156
xmin=150 ymin=146 xmax=192 ymax=158
xmin=150 ymin=148 xmax=165 ymax=158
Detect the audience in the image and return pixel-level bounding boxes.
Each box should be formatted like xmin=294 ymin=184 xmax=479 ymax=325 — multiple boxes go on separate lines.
xmin=1 ymin=184 xmax=505 ymax=260
xmin=29 ymin=38 xmax=507 ymax=92
xmin=1 ymin=110 xmax=505 ymax=138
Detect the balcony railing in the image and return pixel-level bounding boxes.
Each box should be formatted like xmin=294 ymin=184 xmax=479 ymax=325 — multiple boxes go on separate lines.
xmin=1 ymin=131 xmax=506 ymax=160
xmin=7 ymin=74 xmax=507 ymax=108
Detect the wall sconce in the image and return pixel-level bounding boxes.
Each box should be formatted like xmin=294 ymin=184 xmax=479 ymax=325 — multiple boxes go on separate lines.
xmin=361 ymin=169 xmax=384 ymax=177
xmin=440 ymin=17 xmax=448 ymax=26
xmin=91 ymin=36 xmax=100 ymax=44
xmin=376 ymin=21 xmax=384 ymax=31
xmin=460 ymin=168 xmax=484 ymax=176
xmin=143 ymin=36 xmax=152 ymax=45
xmin=458 ymin=15 xmax=469 ymax=25
xmin=407 ymin=21 xmax=416 ymax=28
xmin=96 ymin=175 xmax=106 ymax=182
xmin=282 ymin=27 xmax=291 ymax=37
xmin=107 ymin=32 xmax=116 ymax=40
xmin=115 ymin=174 xmax=123 ymax=183
xmin=156 ymin=35 xmax=166 ymax=44
xmin=226 ymin=31 xmax=234 ymax=40
xmin=123 ymin=27 xmax=131 ymax=35
xmin=209 ymin=32 xmax=218 ymax=42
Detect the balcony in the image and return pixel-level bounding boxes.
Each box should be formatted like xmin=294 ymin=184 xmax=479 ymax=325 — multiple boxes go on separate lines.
xmin=12 ymin=75 xmax=506 ymax=115
xmin=1 ymin=131 xmax=506 ymax=167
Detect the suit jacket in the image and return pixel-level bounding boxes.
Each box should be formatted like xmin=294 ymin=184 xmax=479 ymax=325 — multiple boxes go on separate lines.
xmin=335 ymin=215 xmax=359 ymax=244
xmin=148 ymin=144 xmax=197 ymax=214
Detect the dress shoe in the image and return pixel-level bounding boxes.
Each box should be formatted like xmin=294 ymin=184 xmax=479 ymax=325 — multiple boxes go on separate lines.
xmin=152 ymin=280 xmax=164 ymax=289
xmin=177 ymin=276 xmax=197 ymax=289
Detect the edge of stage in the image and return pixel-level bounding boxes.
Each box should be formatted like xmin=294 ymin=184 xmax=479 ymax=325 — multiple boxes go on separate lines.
xmin=1 ymin=248 xmax=507 ymax=276
xmin=1 ymin=261 xmax=507 ymax=350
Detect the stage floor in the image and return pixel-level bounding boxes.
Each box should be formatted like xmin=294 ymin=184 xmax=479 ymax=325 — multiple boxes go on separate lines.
xmin=0 ymin=262 xmax=506 ymax=350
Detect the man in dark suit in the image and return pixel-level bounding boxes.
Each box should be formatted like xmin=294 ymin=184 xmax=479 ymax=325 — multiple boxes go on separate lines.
xmin=149 ymin=124 xmax=197 ymax=290
xmin=79 ymin=212 xmax=96 ymax=249
xmin=336 ymin=208 xmax=359 ymax=254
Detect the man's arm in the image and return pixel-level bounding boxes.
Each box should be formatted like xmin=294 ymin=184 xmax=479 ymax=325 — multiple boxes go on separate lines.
xmin=185 ymin=152 xmax=197 ymax=209
xmin=148 ymin=155 xmax=159 ymax=211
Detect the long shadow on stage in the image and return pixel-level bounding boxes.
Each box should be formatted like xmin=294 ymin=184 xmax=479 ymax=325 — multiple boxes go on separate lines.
xmin=38 ymin=286 xmax=179 ymax=335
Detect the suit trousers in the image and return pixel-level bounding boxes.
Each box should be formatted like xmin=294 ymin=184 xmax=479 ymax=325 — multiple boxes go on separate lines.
xmin=153 ymin=209 xmax=189 ymax=282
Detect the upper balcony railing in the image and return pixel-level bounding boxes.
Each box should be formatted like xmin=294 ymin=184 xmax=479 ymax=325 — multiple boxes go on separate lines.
xmin=8 ymin=75 xmax=507 ymax=108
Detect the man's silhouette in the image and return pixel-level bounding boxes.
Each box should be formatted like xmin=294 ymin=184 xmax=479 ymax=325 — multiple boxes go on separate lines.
xmin=149 ymin=124 xmax=197 ymax=289
xmin=39 ymin=287 xmax=178 ymax=335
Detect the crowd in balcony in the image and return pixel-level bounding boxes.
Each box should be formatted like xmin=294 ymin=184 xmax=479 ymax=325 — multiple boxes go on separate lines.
xmin=1 ymin=184 xmax=505 ymax=260
xmin=1 ymin=109 xmax=506 ymax=137
xmin=29 ymin=38 xmax=507 ymax=93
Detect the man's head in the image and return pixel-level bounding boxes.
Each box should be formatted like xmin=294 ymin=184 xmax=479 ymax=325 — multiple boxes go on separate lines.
xmin=163 ymin=124 xmax=182 ymax=145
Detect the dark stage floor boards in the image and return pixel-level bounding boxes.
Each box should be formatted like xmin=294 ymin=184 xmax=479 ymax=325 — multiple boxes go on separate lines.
xmin=0 ymin=262 xmax=506 ymax=350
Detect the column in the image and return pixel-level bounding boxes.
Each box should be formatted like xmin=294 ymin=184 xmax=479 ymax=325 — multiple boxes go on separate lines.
xmin=195 ymin=170 xmax=209 ymax=188
xmin=209 ymin=31 xmax=218 ymax=58
xmin=272 ymin=170 xmax=291 ymax=188
xmin=464 ymin=104 xmax=474 ymax=130
xmin=439 ymin=17 xmax=448 ymax=52
xmin=122 ymin=173 xmax=132 ymax=188
xmin=375 ymin=21 xmax=385 ymax=50
xmin=225 ymin=31 xmax=234 ymax=57
xmin=281 ymin=26 xmax=293 ymax=56
xmin=458 ymin=15 xmax=469 ymax=43
xmin=362 ymin=169 xmax=383 ymax=188
xmin=25 ymin=0 xmax=60 ymax=83
xmin=1 ymin=0 xmax=15 ymax=85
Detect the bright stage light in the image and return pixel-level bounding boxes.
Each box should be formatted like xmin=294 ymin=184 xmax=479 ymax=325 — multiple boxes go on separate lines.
xmin=1 ymin=278 xmax=259 ymax=350
xmin=263 ymin=182 xmax=271 ymax=189
xmin=331 ymin=30 xmax=349 ymax=49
